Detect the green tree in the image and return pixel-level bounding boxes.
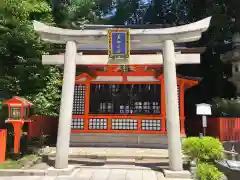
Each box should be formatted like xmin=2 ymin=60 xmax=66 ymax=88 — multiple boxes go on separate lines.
xmin=143 ymin=0 xmax=188 ymax=25
xmin=181 ymin=0 xmax=239 ymax=135
xmin=49 ymin=0 xmax=114 ymax=28
xmin=0 ymin=0 xmax=61 ymax=116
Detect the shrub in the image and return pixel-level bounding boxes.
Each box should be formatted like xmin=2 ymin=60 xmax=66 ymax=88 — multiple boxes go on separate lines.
xmin=182 ymin=136 xmax=224 ymax=163
xmin=182 ymin=137 xmax=201 ymax=161
xmin=196 ymin=163 xmax=223 ymax=180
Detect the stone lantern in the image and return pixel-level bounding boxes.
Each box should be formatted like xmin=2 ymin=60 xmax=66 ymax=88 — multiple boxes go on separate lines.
xmin=3 ymin=96 xmax=33 ymax=153
xmin=221 ymin=33 xmax=240 ymax=94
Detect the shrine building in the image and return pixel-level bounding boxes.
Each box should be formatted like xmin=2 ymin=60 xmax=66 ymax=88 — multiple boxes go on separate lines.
xmin=33 ymin=17 xmax=211 ymax=171
xmin=70 ymin=64 xmax=199 ymax=144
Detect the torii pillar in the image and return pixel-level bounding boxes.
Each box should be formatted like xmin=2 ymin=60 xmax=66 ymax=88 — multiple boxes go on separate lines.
xmin=33 ymin=17 xmax=211 ymax=171
xmin=163 ymin=40 xmax=182 ymax=170
xmin=55 ymin=41 xmax=77 ymax=168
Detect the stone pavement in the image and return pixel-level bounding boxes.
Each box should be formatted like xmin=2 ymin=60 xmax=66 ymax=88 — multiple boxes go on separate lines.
xmin=0 ymin=167 xmax=192 ymax=180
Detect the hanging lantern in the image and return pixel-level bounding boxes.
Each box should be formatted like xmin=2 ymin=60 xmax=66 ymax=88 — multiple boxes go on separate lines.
xmin=120 ymin=65 xmax=129 ymax=73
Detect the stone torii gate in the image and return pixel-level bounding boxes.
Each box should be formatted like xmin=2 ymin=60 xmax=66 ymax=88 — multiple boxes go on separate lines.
xmin=33 ymin=17 xmax=211 ymax=172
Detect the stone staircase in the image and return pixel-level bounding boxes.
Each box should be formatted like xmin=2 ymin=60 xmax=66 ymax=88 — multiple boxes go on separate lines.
xmin=43 ymin=147 xmax=187 ymax=170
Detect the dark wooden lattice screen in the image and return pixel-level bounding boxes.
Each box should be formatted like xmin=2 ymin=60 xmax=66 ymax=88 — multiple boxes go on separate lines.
xmin=89 ymin=84 xmax=161 ymax=115
xmin=72 ymin=84 xmax=85 ymax=115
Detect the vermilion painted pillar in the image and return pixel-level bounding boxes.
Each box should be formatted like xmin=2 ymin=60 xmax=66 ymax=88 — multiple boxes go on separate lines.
xmin=179 ymin=80 xmax=186 ymax=135
xmin=84 ymin=80 xmax=90 ymax=130
xmin=0 ymin=129 xmax=7 ymax=163
xmin=160 ymin=76 xmax=166 ymax=132
xmin=11 ymin=121 xmax=24 ymax=153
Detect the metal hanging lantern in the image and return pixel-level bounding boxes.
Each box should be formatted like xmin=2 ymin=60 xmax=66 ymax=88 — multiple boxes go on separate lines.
xmin=120 ymin=65 xmax=129 ymax=73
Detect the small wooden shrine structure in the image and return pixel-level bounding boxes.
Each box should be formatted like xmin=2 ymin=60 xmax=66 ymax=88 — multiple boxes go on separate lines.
xmin=71 ymin=65 xmax=198 ymax=141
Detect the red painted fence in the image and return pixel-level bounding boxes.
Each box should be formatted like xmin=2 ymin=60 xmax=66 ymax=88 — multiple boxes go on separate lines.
xmin=207 ymin=117 xmax=240 ymax=141
xmin=28 ymin=115 xmax=58 ymax=139
xmin=0 ymin=129 xmax=7 ymax=163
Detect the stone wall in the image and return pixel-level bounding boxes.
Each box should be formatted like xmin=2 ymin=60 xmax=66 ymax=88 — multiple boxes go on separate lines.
xmin=70 ymin=133 xmax=169 ymax=148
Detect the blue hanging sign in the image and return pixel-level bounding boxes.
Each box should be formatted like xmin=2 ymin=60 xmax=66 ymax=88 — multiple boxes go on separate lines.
xmin=108 ymin=28 xmax=130 ymax=59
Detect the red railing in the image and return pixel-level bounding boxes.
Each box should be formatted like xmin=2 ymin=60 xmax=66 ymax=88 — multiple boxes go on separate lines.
xmin=0 ymin=129 xmax=7 ymax=163
xmin=72 ymin=114 xmax=165 ymax=134
xmin=71 ymin=114 xmax=185 ymax=134
xmin=208 ymin=117 xmax=240 ymax=141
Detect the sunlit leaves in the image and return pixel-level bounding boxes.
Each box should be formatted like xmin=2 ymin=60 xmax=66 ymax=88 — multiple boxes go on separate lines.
xmin=0 ymin=0 xmax=61 ymax=116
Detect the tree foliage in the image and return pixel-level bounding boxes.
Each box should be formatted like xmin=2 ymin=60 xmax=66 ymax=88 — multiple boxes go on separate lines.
xmin=1 ymin=0 xmax=239 ymax=118
xmin=0 ymin=0 xmax=61 ymax=116
xmin=49 ymin=0 xmax=114 ymax=28
xmin=143 ymin=0 xmax=188 ymax=25
xmin=182 ymin=0 xmax=239 ymax=121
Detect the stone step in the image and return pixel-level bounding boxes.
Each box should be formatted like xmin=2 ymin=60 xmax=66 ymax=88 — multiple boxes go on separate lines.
xmin=47 ymin=150 xmax=186 ymax=161
xmin=48 ymin=153 xmax=171 ymax=160
xmin=135 ymin=158 xmax=169 ymax=166
xmin=44 ymin=147 xmax=172 ymax=160
xmin=47 ymin=157 xmax=106 ymax=166
xmin=105 ymin=158 xmax=136 ymax=165
xmin=47 ymin=156 xmax=171 ymax=168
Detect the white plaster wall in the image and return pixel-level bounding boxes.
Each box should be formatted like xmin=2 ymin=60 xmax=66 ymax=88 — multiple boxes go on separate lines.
xmin=127 ymin=76 xmax=159 ymax=82
xmin=93 ymin=76 xmax=123 ymax=82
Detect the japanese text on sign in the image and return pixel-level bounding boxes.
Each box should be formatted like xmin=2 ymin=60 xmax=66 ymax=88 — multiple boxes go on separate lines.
xmin=108 ymin=29 xmax=130 ymax=59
